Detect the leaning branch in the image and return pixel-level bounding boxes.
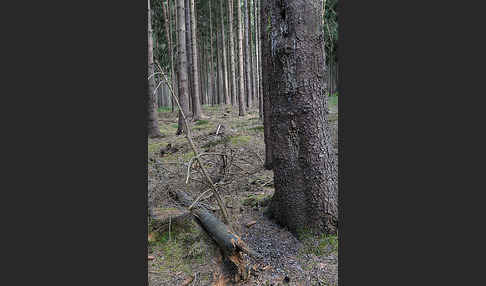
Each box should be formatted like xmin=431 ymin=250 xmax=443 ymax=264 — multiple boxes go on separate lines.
xmin=158 ymin=68 xmax=232 ymax=228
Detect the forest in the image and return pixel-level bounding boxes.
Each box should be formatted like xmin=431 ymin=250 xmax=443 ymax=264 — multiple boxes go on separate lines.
xmin=147 ymin=0 xmax=339 ymax=285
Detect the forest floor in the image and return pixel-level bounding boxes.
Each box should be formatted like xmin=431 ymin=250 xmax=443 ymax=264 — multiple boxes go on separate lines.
xmin=148 ymin=97 xmax=338 ymax=286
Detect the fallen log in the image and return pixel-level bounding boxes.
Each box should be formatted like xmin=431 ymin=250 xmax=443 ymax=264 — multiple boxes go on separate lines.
xmin=173 ymin=190 xmax=262 ymax=281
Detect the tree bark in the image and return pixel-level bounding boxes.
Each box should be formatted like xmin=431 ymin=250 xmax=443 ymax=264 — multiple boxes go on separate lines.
xmin=148 ymin=0 xmax=163 ymax=138
xmin=244 ymin=0 xmax=252 ymax=109
xmin=208 ymin=0 xmax=215 ymax=106
xmin=237 ymin=0 xmax=246 ymax=116
xmin=189 ymin=0 xmax=203 ymax=119
xmin=252 ymin=0 xmax=260 ymax=114
xmin=257 ymin=0 xmax=263 ymax=119
xmin=228 ymin=0 xmax=237 ymax=107
xmin=184 ymin=0 xmax=193 ymax=113
xmin=266 ymin=0 xmax=338 ymax=235
xmin=261 ymin=0 xmax=272 ymax=168
xmin=176 ymin=0 xmax=190 ymax=135
xmin=219 ymin=0 xmax=230 ymax=105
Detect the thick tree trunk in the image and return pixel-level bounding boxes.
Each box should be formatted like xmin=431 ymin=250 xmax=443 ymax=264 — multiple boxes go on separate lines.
xmin=176 ymin=0 xmax=190 ymax=135
xmin=228 ymin=0 xmax=237 ymax=107
xmin=148 ymin=0 xmax=162 ymax=138
xmin=266 ymin=0 xmax=338 ymax=235
xmin=190 ymin=0 xmax=203 ymax=119
xmin=219 ymin=0 xmax=230 ymax=105
xmin=243 ymin=0 xmax=252 ymax=109
xmin=237 ymin=0 xmax=246 ymax=116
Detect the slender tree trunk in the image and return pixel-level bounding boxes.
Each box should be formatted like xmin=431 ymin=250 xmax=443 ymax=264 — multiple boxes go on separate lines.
xmin=243 ymin=0 xmax=252 ymax=109
xmin=148 ymin=0 xmax=162 ymax=138
xmin=190 ymin=0 xmax=203 ymax=119
xmin=237 ymin=0 xmax=246 ymax=116
xmin=266 ymin=0 xmax=338 ymax=235
xmin=256 ymin=0 xmax=263 ymax=119
xmin=216 ymin=24 xmax=223 ymax=105
xmin=161 ymin=0 xmax=176 ymax=112
xmin=208 ymin=0 xmax=215 ymax=107
xmin=252 ymin=0 xmax=259 ymax=110
xmin=176 ymin=0 xmax=190 ymax=135
xmin=261 ymin=0 xmax=272 ymax=168
xmin=218 ymin=0 xmax=230 ymax=105
xmin=228 ymin=0 xmax=237 ymax=107
xmin=184 ymin=0 xmax=193 ymax=114
xmin=172 ymin=0 xmax=178 ymax=112
xmin=248 ymin=0 xmax=257 ymax=109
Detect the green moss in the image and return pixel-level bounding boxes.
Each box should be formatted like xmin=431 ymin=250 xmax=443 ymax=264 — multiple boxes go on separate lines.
xmin=195 ymin=120 xmax=209 ymax=125
xmin=242 ymin=194 xmax=270 ymax=207
xmin=148 ymin=142 xmax=166 ymax=154
xmin=249 ymin=125 xmax=264 ymax=132
xmin=230 ymin=135 xmax=251 ymax=145
xmin=297 ymin=228 xmax=339 ymax=256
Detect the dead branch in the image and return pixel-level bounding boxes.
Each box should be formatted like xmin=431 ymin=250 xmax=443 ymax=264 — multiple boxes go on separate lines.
xmin=159 ymin=69 xmax=232 ymax=228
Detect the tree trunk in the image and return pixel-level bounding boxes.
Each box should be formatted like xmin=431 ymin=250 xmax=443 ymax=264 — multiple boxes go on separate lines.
xmin=257 ymin=0 xmax=263 ymax=119
xmin=266 ymin=0 xmax=338 ymax=235
xmin=253 ymin=0 xmax=260 ymax=115
xmin=148 ymin=0 xmax=162 ymax=138
xmin=184 ymin=0 xmax=193 ymax=114
xmin=261 ymin=0 xmax=272 ymax=168
xmin=161 ymin=0 xmax=176 ymax=112
xmin=189 ymin=0 xmax=203 ymax=120
xmin=219 ymin=0 xmax=230 ymax=105
xmin=244 ymin=0 xmax=252 ymax=109
xmin=172 ymin=0 xmax=178 ymax=112
xmin=216 ymin=25 xmax=223 ymax=105
xmin=208 ymin=0 xmax=215 ymax=106
xmin=237 ymin=0 xmax=246 ymax=116
xmin=228 ymin=0 xmax=237 ymax=107
xmin=176 ymin=0 xmax=190 ymax=135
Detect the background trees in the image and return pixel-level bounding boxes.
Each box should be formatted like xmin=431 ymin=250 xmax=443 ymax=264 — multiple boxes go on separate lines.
xmin=149 ymin=0 xmax=339 ymax=234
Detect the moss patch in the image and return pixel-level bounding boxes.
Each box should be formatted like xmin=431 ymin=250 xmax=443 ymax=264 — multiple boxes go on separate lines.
xmin=230 ymin=135 xmax=251 ymax=145
xmin=248 ymin=125 xmax=264 ymax=132
xmin=297 ymin=228 xmax=339 ymax=256
xmin=242 ymin=193 xmax=270 ymax=207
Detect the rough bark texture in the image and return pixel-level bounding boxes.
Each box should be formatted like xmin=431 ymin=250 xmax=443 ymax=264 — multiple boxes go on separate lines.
xmin=190 ymin=0 xmax=203 ymax=119
xmin=266 ymin=0 xmax=338 ymax=235
xmin=148 ymin=0 xmax=162 ymax=138
xmin=228 ymin=0 xmax=237 ymax=106
xmin=261 ymin=0 xmax=273 ymax=168
xmin=176 ymin=0 xmax=190 ymax=134
xmin=237 ymin=0 xmax=246 ymax=116
xmin=219 ymin=0 xmax=230 ymax=105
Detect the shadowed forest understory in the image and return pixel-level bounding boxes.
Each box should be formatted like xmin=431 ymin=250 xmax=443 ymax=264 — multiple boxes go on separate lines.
xmin=148 ymin=0 xmax=339 ymax=285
